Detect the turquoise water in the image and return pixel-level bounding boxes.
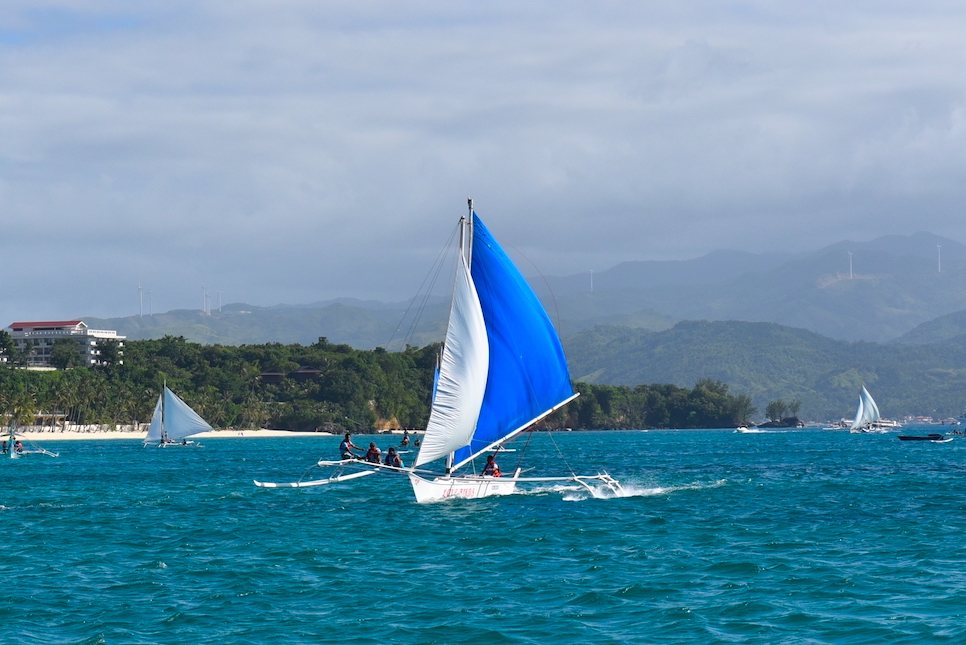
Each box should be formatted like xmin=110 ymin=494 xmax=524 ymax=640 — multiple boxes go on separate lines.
xmin=3 ymin=429 xmax=966 ymax=644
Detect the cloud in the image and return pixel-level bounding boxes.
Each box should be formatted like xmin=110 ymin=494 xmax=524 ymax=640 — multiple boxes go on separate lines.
xmin=1 ymin=1 xmax=966 ymax=323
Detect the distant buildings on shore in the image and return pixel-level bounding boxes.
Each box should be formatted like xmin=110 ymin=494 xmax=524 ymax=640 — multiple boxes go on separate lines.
xmin=7 ymin=320 xmax=125 ymax=368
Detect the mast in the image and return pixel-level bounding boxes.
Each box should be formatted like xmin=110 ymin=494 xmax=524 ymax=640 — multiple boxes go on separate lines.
xmin=466 ymin=197 xmax=474 ymax=268
xmin=444 ymin=198 xmax=475 ymax=476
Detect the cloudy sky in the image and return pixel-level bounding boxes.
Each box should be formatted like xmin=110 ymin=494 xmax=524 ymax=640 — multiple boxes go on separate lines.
xmin=2 ymin=1 xmax=966 ymax=322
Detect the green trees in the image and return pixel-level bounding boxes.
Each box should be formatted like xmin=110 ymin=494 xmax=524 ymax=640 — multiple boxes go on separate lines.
xmin=50 ymin=338 xmax=83 ymax=370
xmin=0 ymin=330 xmax=13 ymax=361
xmin=0 ymin=336 xmax=759 ymax=430
xmin=550 ymin=379 xmax=755 ymax=430
xmin=766 ymin=399 xmax=789 ymax=422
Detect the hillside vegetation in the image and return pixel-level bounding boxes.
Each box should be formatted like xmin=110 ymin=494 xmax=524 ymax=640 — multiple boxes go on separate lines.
xmin=0 ymin=337 xmax=755 ymax=432
xmin=565 ymin=321 xmax=966 ymax=421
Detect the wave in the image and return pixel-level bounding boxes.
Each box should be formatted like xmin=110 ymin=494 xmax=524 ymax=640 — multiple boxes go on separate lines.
xmin=518 ymin=478 xmax=728 ymax=501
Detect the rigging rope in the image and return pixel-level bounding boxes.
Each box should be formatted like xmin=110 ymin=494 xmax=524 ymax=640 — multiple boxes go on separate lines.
xmin=545 ymin=430 xmax=578 ymax=479
xmin=385 ymin=222 xmax=460 ymax=351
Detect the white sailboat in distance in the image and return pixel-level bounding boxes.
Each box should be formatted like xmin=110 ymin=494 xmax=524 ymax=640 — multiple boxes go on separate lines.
xmin=849 ymin=386 xmax=900 ymax=433
xmin=144 ymin=386 xmax=212 ymax=447
xmin=255 ymin=201 xmax=624 ymax=502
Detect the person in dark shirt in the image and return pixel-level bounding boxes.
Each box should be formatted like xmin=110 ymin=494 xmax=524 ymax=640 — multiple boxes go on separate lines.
xmin=339 ymin=433 xmax=362 ymax=460
xmin=384 ymin=446 xmax=403 ymax=468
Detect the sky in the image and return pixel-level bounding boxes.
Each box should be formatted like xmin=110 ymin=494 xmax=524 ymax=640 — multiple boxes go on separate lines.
xmin=2 ymin=1 xmax=966 ymax=323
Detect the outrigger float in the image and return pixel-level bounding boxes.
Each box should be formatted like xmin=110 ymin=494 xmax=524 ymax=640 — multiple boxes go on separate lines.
xmin=256 ymin=201 xmax=624 ymax=503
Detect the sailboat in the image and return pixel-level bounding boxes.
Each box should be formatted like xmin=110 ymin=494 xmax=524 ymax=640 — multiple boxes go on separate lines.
xmin=849 ymin=386 xmax=900 ymax=433
xmin=144 ymin=386 xmax=212 ymax=447
xmin=255 ymin=202 xmax=624 ymax=502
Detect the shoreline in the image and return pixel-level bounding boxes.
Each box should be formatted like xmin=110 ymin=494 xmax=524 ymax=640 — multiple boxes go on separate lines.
xmin=17 ymin=429 xmax=342 ymax=441
xmin=14 ymin=426 xmax=425 ymax=441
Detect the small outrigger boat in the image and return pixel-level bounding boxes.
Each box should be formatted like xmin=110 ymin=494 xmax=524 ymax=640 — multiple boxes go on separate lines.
xmin=3 ymin=422 xmax=59 ymax=459
xmin=143 ymin=385 xmax=210 ymax=448
xmin=897 ymin=433 xmax=953 ymax=443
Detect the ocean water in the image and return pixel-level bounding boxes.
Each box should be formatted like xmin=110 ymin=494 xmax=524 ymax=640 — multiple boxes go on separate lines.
xmin=3 ymin=429 xmax=966 ymax=644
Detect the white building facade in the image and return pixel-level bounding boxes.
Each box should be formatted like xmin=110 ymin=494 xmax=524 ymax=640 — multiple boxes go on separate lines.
xmin=8 ymin=320 xmax=125 ymax=367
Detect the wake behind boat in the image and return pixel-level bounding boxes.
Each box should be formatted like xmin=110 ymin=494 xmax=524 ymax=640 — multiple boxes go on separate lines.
xmin=144 ymin=386 xmax=211 ymax=448
xmin=256 ymin=201 xmax=624 ymax=502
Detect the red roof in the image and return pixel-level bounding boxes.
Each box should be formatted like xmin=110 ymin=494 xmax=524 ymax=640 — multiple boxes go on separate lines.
xmin=8 ymin=320 xmax=84 ymax=329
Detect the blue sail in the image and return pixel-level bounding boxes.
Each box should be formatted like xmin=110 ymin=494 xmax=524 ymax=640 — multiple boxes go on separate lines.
xmin=451 ymin=213 xmax=574 ymax=469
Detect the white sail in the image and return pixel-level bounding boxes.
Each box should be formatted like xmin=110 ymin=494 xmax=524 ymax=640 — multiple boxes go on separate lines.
xmin=414 ymin=255 xmax=489 ymax=468
xmin=851 ymin=386 xmax=880 ymax=430
xmin=145 ymin=394 xmax=164 ymax=443
xmin=160 ymin=386 xmax=213 ymax=441
xmin=862 ymin=387 xmax=880 ymax=423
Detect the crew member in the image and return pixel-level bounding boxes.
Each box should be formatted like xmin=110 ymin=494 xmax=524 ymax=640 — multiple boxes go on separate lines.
xmin=340 ymin=433 xmax=363 ymax=460
xmin=365 ymin=442 xmax=382 ymax=463
xmin=482 ymin=454 xmax=500 ymax=477
xmin=384 ymin=446 xmax=403 ymax=468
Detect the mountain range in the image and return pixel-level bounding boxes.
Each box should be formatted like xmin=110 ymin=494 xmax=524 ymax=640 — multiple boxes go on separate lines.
xmin=77 ymin=231 xmax=966 ymax=421
xmin=85 ymin=231 xmax=966 ymax=347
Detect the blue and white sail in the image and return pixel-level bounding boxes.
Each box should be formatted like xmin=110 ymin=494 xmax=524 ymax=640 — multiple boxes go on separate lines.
xmin=414 ymin=212 xmax=576 ymax=471
xmin=144 ymin=386 xmax=213 ymax=445
xmin=850 ymin=386 xmax=881 ymax=431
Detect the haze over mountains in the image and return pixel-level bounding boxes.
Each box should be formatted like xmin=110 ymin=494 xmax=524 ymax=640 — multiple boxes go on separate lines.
xmin=79 ymin=232 xmax=966 ymax=420
xmin=85 ymin=230 xmax=966 ymax=347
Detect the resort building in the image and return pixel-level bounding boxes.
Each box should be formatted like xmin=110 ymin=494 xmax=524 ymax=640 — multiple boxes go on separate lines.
xmin=8 ymin=320 xmax=125 ymax=368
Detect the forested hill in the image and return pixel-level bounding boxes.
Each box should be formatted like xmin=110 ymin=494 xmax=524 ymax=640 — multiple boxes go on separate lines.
xmin=0 ymin=337 xmax=756 ymax=433
xmin=564 ymin=321 xmax=966 ymax=421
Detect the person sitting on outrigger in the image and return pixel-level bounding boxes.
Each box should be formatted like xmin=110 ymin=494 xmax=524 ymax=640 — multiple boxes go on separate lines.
xmin=482 ymin=454 xmax=501 ymax=477
xmin=365 ymin=442 xmax=382 ymax=463
xmin=340 ymin=433 xmax=363 ymax=460
xmin=384 ymin=446 xmax=403 ymax=468
xmin=13 ymin=440 xmax=23 ymax=454
xmin=401 ymin=429 xmax=410 ymax=447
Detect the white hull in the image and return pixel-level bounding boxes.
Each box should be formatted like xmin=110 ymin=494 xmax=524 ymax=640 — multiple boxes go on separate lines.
xmin=408 ymin=473 xmax=517 ymax=503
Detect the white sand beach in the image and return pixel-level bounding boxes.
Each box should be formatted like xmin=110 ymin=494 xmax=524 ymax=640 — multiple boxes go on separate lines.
xmin=17 ymin=428 xmax=340 ymax=441
xmin=15 ymin=426 xmax=422 ymax=441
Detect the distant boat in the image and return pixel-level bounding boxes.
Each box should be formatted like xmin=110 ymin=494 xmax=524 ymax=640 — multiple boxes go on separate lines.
xmin=898 ymin=433 xmax=953 ymax=443
xmin=849 ymin=386 xmax=900 ymax=433
xmin=3 ymin=422 xmax=58 ymax=459
xmin=144 ymin=386 xmax=211 ymax=448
